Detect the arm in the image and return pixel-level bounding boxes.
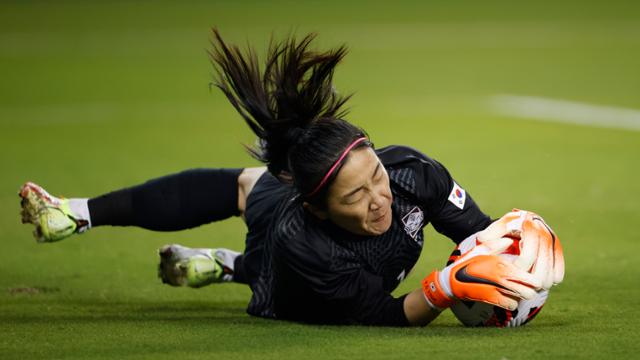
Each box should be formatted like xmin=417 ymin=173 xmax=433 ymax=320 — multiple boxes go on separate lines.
xmin=276 ymin=257 xmax=534 ymax=327
xmin=406 ymin=236 xmax=543 ymax=326
xmin=416 ymin=154 xmax=564 ymax=290
xmin=274 ymin=244 xmax=425 ymax=327
xmin=420 ymin=159 xmax=492 ymax=243
xmin=404 ymin=288 xmax=441 ymax=325
xmin=377 ymin=145 xmax=490 ymax=242
xmin=330 ymin=240 xmax=540 ymax=327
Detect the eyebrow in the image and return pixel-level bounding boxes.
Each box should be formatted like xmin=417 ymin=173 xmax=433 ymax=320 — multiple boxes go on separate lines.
xmin=342 ymin=163 xmax=381 ymax=200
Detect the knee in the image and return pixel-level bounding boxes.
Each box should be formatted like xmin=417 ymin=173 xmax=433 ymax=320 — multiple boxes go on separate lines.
xmin=237 ymin=167 xmax=267 ymax=215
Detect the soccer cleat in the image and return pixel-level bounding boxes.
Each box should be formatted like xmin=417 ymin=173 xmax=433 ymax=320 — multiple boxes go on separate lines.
xmin=19 ymin=182 xmax=88 ymax=243
xmin=158 ymin=244 xmax=239 ymax=288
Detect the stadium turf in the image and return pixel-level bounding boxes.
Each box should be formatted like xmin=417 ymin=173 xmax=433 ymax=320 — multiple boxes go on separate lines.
xmin=1 ymin=1 xmax=639 ymax=358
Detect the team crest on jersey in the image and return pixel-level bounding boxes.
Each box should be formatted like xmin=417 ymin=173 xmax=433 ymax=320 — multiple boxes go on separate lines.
xmin=402 ymin=206 xmax=424 ymax=239
xmin=448 ymin=182 xmax=466 ymax=210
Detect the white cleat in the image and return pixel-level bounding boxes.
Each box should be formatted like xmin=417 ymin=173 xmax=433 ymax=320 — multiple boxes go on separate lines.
xmin=19 ymin=182 xmax=87 ymax=243
xmin=158 ymin=244 xmax=240 ymax=288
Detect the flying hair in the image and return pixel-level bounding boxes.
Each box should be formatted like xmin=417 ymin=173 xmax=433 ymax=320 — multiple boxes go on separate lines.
xmin=208 ymin=28 xmax=352 ymax=176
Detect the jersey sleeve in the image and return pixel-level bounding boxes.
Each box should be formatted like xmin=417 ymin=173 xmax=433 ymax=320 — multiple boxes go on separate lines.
xmin=415 ymin=153 xmax=492 ymax=243
xmin=273 ymin=228 xmax=410 ymax=326
xmin=314 ymin=267 xmax=409 ymax=326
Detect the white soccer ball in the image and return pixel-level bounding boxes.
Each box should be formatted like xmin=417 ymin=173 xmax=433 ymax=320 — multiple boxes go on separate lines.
xmin=451 ymin=288 xmax=548 ymax=327
xmin=450 ymin=253 xmax=549 ymax=327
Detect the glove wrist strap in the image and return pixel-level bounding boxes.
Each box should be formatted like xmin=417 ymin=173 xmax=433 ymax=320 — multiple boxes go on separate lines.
xmin=422 ymin=270 xmax=454 ymax=311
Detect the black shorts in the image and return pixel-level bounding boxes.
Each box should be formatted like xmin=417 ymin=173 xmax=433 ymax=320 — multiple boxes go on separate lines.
xmin=234 ymin=172 xmax=291 ymax=286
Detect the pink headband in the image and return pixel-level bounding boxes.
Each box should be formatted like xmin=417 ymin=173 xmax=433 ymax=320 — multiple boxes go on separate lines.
xmin=306 ymin=137 xmax=368 ymax=197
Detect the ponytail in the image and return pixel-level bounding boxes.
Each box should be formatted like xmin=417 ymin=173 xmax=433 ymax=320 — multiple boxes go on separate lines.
xmin=209 ymin=29 xmax=351 ymax=176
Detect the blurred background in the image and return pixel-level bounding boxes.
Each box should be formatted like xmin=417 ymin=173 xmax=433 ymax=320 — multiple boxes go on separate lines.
xmin=1 ymin=0 xmax=639 ymax=358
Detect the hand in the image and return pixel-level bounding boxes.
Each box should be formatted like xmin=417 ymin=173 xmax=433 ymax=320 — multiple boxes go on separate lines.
xmin=422 ymin=237 xmax=541 ymax=311
xmin=514 ymin=212 xmax=565 ymax=289
xmin=476 ymin=209 xmax=565 ymax=290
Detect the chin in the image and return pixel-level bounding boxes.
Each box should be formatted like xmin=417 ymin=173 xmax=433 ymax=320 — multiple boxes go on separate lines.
xmin=370 ymin=228 xmax=388 ymax=236
xmin=367 ymin=216 xmax=392 ymax=235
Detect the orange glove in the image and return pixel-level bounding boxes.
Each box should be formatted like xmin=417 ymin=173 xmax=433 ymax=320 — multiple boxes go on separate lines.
xmin=477 ymin=209 xmax=565 ymax=290
xmin=422 ymin=238 xmax=541 ymax=311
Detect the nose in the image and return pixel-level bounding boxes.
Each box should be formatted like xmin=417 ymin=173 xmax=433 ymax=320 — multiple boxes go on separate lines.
xmin=369 ymin=188 xmax=385 ymax=211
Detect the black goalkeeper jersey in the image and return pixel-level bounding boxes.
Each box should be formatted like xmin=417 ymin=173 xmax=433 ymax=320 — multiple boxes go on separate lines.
xmin=245 ymin=145 xmax=491 ymax=326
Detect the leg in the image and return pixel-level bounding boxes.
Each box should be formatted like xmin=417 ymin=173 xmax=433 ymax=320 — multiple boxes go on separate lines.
xmin=159 ymin=170 xmax=287 ymax=287
xmin=231 ymin=172 xmax=289 ymax=285
xmin=237 ymin=167 xmax=268 ymax=219
xmin=89 ymin=166 xmax=267 ymax=229
xmin=19 ymin=167 xmax=258 ymax=242
xmin=158 ymin=244 xmax=242 ymax=287
xmin=156 ymin=167 xmax=269 ymax=287
xmin=89 ymin=168 xmax=244 ymax=231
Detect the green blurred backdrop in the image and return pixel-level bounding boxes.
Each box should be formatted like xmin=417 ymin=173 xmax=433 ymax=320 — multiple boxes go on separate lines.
xmin=1 ymin=1 xmax=639 ymax=359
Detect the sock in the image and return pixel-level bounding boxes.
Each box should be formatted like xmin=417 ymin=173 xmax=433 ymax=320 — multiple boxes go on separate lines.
xmin=213 ymin=248 xmax=241 ymax=283
xmin=87 ymin=168 xmax=243 ymax=231
xmin=68 ymin=198 xmax=92 ymax=232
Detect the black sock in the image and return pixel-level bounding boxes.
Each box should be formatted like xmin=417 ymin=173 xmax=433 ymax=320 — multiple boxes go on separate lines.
xmin=88 ymin=168 xmax=243 ymax=231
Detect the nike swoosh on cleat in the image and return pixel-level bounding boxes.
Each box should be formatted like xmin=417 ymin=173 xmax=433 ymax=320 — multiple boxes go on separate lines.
xmin=454 ymin=265 xmax=510 ymax=291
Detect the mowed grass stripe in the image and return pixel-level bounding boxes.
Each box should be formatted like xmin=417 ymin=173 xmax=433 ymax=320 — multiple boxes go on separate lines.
xmin=491 ymin=94 xmax=640 ymax=131
xmin=1 ymin=1 xmax=639 ymax=359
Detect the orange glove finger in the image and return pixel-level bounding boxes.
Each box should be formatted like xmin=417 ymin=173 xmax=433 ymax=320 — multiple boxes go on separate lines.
xmin=457 ymin=237 xmax=513 ymax=262
xmin=553 ymin=232 xmax=565 ymax=284
xmin=532 ymin=214 xmax=565 ymax=285
xmin=517 ymin=219 xmax=552 ymax=289
xmin=537 ymin=232 xmax=554 ymax=290
xmin=531 ymin=214 xmax=565 ymax=286
xmin=510 ymin=212 xmax=565 ymax=288
xmin=476 ymin=209 xmax=526 ymax=243
xmin=514 ymin=219 xmax=540 ymax=272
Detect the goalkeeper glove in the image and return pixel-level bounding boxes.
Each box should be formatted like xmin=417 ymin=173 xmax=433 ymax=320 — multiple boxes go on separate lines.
xmin=422 ymin=237 xmax=541 ymax=311
xmin=476 ymin=209 xmax=565 ymax=290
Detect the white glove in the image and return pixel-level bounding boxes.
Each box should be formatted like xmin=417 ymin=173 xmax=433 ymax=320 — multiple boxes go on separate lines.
xmin=474 ymin=209 xmax=565 ymax=290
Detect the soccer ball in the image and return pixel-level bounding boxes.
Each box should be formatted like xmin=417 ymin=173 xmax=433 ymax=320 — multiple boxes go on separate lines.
xmin=449 ymin=247 xmax=549 ymax=327
xmin=451 ymin=287 xmax=548 ymax=327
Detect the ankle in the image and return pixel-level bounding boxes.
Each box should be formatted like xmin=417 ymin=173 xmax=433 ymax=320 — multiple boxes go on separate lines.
xmin=68 ymin=198 xmax=92 ymax=232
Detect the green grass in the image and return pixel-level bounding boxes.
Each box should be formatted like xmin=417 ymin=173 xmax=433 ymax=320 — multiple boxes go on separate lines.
xmin=1 ymin=0 xmax=639 ymax=358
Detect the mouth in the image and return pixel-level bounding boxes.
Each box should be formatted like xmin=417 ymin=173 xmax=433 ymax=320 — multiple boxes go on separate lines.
xmin=371 ymin=211 xmax=387 ymax=224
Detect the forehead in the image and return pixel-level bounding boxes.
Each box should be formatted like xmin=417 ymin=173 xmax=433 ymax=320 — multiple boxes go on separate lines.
xmin=330 ymin=147 xmax=379 ymax=194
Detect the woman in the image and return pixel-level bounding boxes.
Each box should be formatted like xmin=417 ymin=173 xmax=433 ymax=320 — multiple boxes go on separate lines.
xmin=19 ymin=30 xmax=560 ymax=326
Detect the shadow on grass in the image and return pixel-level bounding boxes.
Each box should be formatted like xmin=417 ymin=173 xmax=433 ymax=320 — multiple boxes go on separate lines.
xmin=1 ymin=296 xmax=569 ymax=333
xmin=0 ymin=296 xmax=575 ymax=360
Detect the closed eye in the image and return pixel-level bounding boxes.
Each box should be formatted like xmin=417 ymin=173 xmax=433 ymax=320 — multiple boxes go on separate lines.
xmin=373 ymin=165 xmax=383 ymax=181
xmin=342 ymin=163 xmax=382 ymax=204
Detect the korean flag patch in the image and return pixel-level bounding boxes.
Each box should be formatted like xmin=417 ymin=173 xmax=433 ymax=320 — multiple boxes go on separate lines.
xmin=448 ymin=182 xmax=466 ymax=210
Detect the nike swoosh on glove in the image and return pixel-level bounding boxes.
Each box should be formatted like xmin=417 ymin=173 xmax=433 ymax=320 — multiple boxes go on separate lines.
xmin=422 ymin=237 xmax=542 ymax=311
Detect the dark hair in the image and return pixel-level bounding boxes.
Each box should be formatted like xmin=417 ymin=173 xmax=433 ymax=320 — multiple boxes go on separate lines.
xmin=209 ymin=28 xmax=371 ymax=206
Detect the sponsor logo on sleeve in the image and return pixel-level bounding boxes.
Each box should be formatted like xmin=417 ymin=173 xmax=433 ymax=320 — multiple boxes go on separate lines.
xmin=448 ymin=182 xmax=466 ymax=210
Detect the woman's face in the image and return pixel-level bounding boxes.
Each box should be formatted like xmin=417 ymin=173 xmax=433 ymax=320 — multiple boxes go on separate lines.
xmin=314 ymin=147 xmax=393 ymax=236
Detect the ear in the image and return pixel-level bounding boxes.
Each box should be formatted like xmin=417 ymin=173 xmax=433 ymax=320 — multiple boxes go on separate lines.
xmin=277 ymin=171 xmax=294 ymax=184
xmin=303 ymin=201 xmax=329 ymax=220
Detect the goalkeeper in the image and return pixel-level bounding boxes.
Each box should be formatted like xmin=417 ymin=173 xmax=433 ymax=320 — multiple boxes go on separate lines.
xmin=19 ymin=30 xmax=562 ymax=326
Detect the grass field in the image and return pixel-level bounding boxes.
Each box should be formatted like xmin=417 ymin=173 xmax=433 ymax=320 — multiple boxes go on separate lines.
xmin=1 ymin=1 xmax=639 ymax=359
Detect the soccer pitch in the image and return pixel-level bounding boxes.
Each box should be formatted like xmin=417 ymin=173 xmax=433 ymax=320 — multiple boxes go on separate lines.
xmin=1 ymin=0 xmax=639 ymax=358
